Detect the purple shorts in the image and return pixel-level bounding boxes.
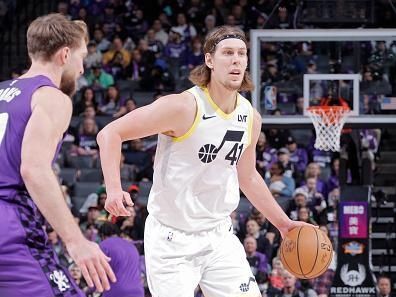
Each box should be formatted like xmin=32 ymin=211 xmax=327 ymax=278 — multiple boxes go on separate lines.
xmin=0 ymin=192 xmax=85 ymax=297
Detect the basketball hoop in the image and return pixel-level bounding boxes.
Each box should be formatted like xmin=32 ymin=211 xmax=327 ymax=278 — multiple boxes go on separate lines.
xmin=306 ymin=106 xmax=350 ymax=152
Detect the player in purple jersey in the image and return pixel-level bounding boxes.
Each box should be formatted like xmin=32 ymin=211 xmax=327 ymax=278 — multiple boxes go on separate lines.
xmin=0 ymin=13 xmax=115 ymax=297
xmin=98 ymin=222 xmax=145 ymax=297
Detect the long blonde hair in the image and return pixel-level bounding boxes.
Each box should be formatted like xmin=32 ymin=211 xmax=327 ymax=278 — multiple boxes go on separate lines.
xmin=189 ymin=26 xmax=254 ymax=92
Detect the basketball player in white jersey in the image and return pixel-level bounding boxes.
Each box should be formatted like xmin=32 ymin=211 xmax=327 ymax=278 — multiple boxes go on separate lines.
xmin=97 ymin=26 xmax=314 ymax=297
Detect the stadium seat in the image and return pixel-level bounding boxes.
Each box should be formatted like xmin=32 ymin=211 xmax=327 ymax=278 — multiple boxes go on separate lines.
xmin=67 ymin=155 xmax=96 ymax=169
xmin=132 ymin=91 xmax=155 ymax=106
xmin=78 ymin=168 xmax=103 ymax=182
xmin=73 ymin=182 xmax=101 ymax=197
xmin=71 ymin=196 xmax=89 ymax=214
xmin=59 ymin=168 xmax=77 ymax=185
xmin=96 ymin=116 xmax=113 ymax=129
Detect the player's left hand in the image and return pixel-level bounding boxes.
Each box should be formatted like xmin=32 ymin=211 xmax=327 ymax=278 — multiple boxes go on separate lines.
xmin=278 ymin=220 xmax=318 ymax=239
xmin=105 ymin=190 xmax=134 ymax=217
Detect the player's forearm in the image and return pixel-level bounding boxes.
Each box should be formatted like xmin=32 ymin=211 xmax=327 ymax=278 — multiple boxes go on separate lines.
xmin=240 ymin=171 xmax=291 ymax=230
xmin=97 ymin=129 xmax=122 ymax=192
xmin=21 ymin=166 xmax=84 ymax=244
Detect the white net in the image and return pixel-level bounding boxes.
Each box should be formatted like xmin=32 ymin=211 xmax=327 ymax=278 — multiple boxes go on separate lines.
xmin=307 ymin=106 xmax=350 ymax=152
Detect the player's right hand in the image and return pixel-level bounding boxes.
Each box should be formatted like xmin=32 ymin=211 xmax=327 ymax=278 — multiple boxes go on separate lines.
xmin=105 ymin=190 xmax=134 ymax=217
xmin=66 ymin=237 xmax=116 ymax=292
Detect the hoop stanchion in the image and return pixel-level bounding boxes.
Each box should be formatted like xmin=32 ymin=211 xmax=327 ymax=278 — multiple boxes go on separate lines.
xmin=306 ymin=106 xmax=350 ymax=152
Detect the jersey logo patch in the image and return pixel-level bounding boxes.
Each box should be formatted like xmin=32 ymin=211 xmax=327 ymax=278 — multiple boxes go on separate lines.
xmin=202 ymin=114 xmax=216 ymax=120
xmin=237 ymin=114 xmax=247 ymax=122
xmin=49 ymin=270 xmax=71 ymax=292
xmin=198 ymin=130 xmax=244 ymax=165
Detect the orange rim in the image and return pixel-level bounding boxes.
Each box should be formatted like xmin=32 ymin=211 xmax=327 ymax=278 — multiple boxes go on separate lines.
xmin=307 ymin=106 xmax=350 ymax=125
xmin=306 ymin=106 xmax=350 ymax=112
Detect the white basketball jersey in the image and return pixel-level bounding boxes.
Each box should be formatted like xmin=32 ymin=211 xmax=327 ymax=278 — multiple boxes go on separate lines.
xmin=147 ymin=86 xmax=254 ymax=232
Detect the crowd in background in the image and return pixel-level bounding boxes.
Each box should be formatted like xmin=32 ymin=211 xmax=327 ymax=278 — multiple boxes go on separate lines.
xmin=1 ymin=0 xmax=395 ymax=296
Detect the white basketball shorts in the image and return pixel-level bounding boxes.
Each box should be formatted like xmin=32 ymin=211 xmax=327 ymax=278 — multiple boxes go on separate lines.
xmin=144 ymin=215 xmax=261 ymax=297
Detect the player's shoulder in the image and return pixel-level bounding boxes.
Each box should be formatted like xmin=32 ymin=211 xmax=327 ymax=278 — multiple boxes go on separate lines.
xmin=252 ymin=108 xmax=262 ymax=124
xmin=154 ymin=90 xmax=196 ymax=114
xmin=31 ymin=86 xmax=72 ymax=111
xmin=238 ymin=92 xmax=253 ymax=107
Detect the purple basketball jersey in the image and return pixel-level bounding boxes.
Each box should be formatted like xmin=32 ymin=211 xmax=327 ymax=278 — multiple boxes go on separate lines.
xmin=100 ymin=237 xmax=144 ymax=297
xmin=0 ymin=75 xmax=58 ymax=199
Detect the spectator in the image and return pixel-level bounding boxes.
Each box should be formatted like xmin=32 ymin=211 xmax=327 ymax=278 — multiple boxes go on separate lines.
xmin=68 ymin=263 xmax=90 ymax=294
xmin=245 ymin=219 xmax=273 ymax=260
xmin=164 ymin=27 xmax=188 ymax=82
xmin=250 ymin=208 xmax=278 ymax=246
xmin=276 ymin=148 xmax=295 ymax=179
xmin=256 ymin=132 xmax=276 ymax=178
xmin=304 ymin=162 xmax=328 ymax=197
xmin=82 ymin=105 xmax=97 ymax=122
xmin=231 ymin=4 xmax=246 ymax=30
xmin=114 ymin=98 xmax=137 ymax=118
xmin=85 ymin=41 xmax=103 ymax=72
xmin=152 ymin=19 xmax=169 ymax=45
xmin=47 ymin=226 xmax=65 ymax=259
xmin=265 ymin=161 xmax=295 ymax=200
xmin=99 ymin=85 xmax=122 ymax=116
xmin=57 ymin=1 xmax=71 ymax=20
xmin=127 ymin=184 xmax=149 ymax=226
xmin=124 ymin=9 xmax=149 ymax=43
xmin=286 ymin=136 xmax=308 ymax=182
xmin=68 ymin=0 xmax=83 ymax=19
xmin=74 ymin=87 xmax=98 ymax=116
xmin=268 ymin=257 xmax=285 ymax=291
xmin=187 ymin=37 xmax=204 ymax=71
xmin=158 ymin=12 xmax=172 ymax=32
xmin=266 ymin=127 xmax=291 ymax=149
xmin=75 ymin=6 xmax=94 ymax=29
xmin=299 ymin=177 xmax=327 ymax=214
xmin=299 ymin=279 xmax=318 ymax=297
xmin=286 ymin=188 xmax=317 ymax=221
xmin=297 ymin=206 xmax=317 ymax=225
xmin=267 ymin=270 xmax=305 ymax=297
xmin=211 ymin=0 xmax=228 ymax=24
xmin=244 ymin=236 xmax=269 ymax=292
xmin=327 ymin=158 xmax=341 ymax=193
xmin=87 ymin=0 xmax=107 ymax=18
xmin=173 ymin=12 xmax=197 ymax=43
xmin=106 ymin=50 xmax=129 ymax=80
xmin=137 ymin=39 xmax=156 ymax=74
xmin=127 ymin=49 xmax=145 ymax=81
xmin=79 ymin=202 xmax=100 ymax=232
xmin=270 ymin=6 xmax=292 ymax=29
xmin=103 ymin=37 xmax=131 ymax=68
xmin=119 ymin=206 xmax=144 ymax=240
xmin=145 ymin=29 xmax=164 ymax=59
xmin=99 ymin=222 xmax=144 ymax=297
xmin=86 ymin=63 xmax=115 ymax=89
xmin=93 ymin=28 xmax=111 ymax=52
xmin=70 ymin=118 xmax=99 ymax=159
xmin=202 ymin=15 xmax=216 ymax=36
xmin=377 ymin=275 xmax=394 ymax=297
xmin=186 ymin=0 xmax=206 ymax=31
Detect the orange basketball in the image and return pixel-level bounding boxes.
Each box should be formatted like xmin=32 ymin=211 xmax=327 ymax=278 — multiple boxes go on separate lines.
xmin=280 ymin=226 xmax=333 ymax=279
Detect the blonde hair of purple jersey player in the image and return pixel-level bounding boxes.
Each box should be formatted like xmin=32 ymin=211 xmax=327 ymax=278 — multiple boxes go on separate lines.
xmin=189 ymin=26 xmax=254 ymax=92
xmin=27 ymin=13 xmax=88 ymax=61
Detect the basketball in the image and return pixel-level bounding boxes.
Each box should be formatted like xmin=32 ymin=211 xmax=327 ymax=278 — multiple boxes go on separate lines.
xmin=280 ymin=226 xmax=333 ymax=279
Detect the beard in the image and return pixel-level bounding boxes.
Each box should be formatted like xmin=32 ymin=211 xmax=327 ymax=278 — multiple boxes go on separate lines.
xmin=60 ymin=69 xmax=77 ymax=97
xmin=224 ymin=78 xmax=243 ymax=91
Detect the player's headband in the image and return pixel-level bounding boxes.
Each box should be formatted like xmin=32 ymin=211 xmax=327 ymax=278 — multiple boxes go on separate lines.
xmin=211 ymin=34 xmax=245 ymax=51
